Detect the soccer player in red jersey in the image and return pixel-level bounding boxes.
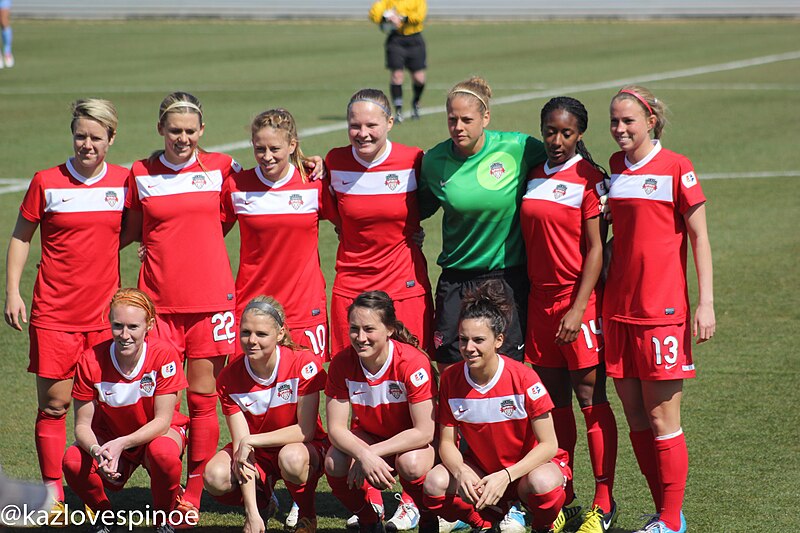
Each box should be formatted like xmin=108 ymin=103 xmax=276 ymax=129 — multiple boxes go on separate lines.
xmin=4 ymin=99 xmax=127 ymax=516
xmin=521 ymin=97 xmax=618 ymax=533
xmin=326 ymin=88 xmax=433 ymax=357
xmin=423 ymin=280 xmax=571 ymax=533
xmin=605 ymin=86 xmax=715 ymax=533
xmin=222 ymin=109 xmax=336 ymax=361
xmin=325 ymin=291 xmax=437 ymax=533
xmin=203 ymin=296 xmax=327 ymax=533
xmin=120 ymin=92 xmax=239 ymax=513
xmin=62 ymin=288 xmax=190 ymax=532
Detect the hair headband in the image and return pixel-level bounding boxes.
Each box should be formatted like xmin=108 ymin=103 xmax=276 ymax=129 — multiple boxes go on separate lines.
xmin=450 ymin=89 xmax=489 ymax=111
xmin=618 ymin=89 xmax=653 ymax=115
xmin=159 ymin=101 xmax=203 ymax=122
xmin=348 ymin=98 xmax=392 ymax=118
xmin=243 ymin=301 xmax=284 ymax=327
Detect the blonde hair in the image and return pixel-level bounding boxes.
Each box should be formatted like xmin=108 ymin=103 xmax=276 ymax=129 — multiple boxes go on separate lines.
xmin=347 ymin=88 xmax=392 ymax=118
xmin=110 ymin=288 xmax=156 ymax=324
xmin=612 ymin=85 xmax=669 ymax=139
xmin=158 ymin=91 xmax=203 ymax=125
xmin=447 ymin=76 xmax=492 ymax=114
xmin=241 ymin=296 xmax=300 ymax=349
xmin=251 ymin=109 xmax=309 ymax=182
xmin=71 ymin=99 xmax=118 ymax=139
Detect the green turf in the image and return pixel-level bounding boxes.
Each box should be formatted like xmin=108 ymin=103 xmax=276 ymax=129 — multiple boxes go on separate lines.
xmin=0 ymin=17 xmax=799 ymax=532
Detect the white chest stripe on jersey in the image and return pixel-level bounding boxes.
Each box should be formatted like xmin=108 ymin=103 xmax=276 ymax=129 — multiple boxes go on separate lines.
xmin=609 ymin=173 xmax=674 ymax=202
xmin=523 ymin=178 xmax=584 ymax=208
xmin=448 ymin=393 xmax=528 ymax=424
xmin=346 ymin=379 xmax=408 ymax=407
xmin=330 ymin=168 xmax=417 ymax=195
xmin=230 ymin=378 xmax=300 ymax=416
xmin=44 ymin=187 xmax=126 ymax=213
xmin=231 ymin=189 xmax=319 ymax=216
xmin=94 ymin=370 xmax=158 ymax=408
xmin=136 ymin=169 xmax=224 ymax=198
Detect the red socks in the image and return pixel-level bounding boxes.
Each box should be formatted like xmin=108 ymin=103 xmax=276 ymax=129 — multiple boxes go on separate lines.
xmin=654 ymin=430 xmax=688 ymax=531
xmin=525 ymin=485 xmax=567 ymax=530
xmin=581 ymin=402 xmax=618 ymax=511
xmin=285 ymin=474 xmax=321 ymax=521
xmin=327 ymin=475 xmax=380 ymax=524
xmin=62 ymin=445 xmax=112 ymax=512
xmin=185 ymin=391 xmax=219 ymax=507
xmin=145 ymin=436 xmax=183 ymax=512
xmin=35 ymin=409 xmax=67 ymax=502
xmin=629 ymin=428 xmax=663 ymax=511
xmin=399 ymin=475 xmax=426 ymax=509
xmin=550 ymin=406 xmax=577 ymax=503
xmin=422 ymin=493 xmax=489 ymax=529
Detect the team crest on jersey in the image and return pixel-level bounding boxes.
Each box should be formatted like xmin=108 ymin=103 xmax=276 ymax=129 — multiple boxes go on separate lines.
xmin=105 ymin=191 xmax=119 ymax=207
xmin=642 ymin=177 xmax=658 ymax=195
xmin=139 ymin=374 xmax=155 ymax=395
xmin=384 ymin=173 xmax=401 ymax=191
xmin=192 ymin=174 xmax=207 ymax=189
xmin=288 ymin=193 xmax=304 ymax=210
xmin=388 ymin=383 xmax=404 ymax=400
xmin=500 ymin=399 xmax=517 ymax=418
xmin=489 ymin=162 xmax=506 ymax=180
xmin=553 ymin=183 xmax=568 ymax=199
xmin=277 ymin=383 xmax=293 ymax=401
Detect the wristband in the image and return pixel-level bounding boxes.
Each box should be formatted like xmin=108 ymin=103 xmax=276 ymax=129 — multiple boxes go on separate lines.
xmin=90 ymin=444 xmax=101 ymax=457
xmin=504 ymin=468 xmax=512 ymax=483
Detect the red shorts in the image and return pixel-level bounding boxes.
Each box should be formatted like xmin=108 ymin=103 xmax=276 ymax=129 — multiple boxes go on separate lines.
xmin=329 ymin=292 xmax=432 ymax=356
xmin=525 ymin=288 xmax=603 ymax=370
xmin=28 ymin=325 xmax=111 ymax=380
xmin=152 ymin=311 xmax=236 ymax=360
xmin=288 ymin=317 xmax=330 ymax=362
xmin=604 ymin=319 xmax=695 ymax=380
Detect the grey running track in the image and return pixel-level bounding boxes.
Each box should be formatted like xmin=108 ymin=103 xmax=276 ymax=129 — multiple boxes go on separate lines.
xmin=13 ymin=0 xmax=800 ymax=19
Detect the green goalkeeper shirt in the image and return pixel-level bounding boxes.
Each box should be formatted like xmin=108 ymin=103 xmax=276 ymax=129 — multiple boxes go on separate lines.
xmin=419 ymin=129 xmax=546 ymax=271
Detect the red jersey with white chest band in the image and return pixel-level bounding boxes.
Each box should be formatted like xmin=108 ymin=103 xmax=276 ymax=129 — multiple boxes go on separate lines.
xmin=72 ymin=339 xmax=189 ymax=440
xmin=604 ymin=141 xmax=706 ymax=325
xmin=125 ymin=152 xmax=238 ymax=313
xmin=20 ymin=160 xmax=128 ymax=331
xmin=438 ymin=356 xmax=568 ymax=476
xmin=521 ymin=154 xmax=604 ymax=291
xmin=221 ymin=164 xmax=335 ymax=327
xmin=216 ymin=346 xmax=327 ymax=449
xmin=326 ymin=142 xmax=430 ymax=300
xmin=326 ymin=339 xmax=436 ymax=439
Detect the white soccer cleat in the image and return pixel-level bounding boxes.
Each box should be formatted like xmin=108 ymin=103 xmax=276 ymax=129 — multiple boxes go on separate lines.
xmin=498 ymin=505 xmax=526 ymax=533
xmin=386 ymin=493 xmax=420 ymax=531
xmin=285 ymin=501 xmax=300 ymax=528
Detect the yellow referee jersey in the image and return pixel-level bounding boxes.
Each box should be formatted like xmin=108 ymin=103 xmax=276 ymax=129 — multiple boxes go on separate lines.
xmin=369 ymin=0 xmax=427 ymax=35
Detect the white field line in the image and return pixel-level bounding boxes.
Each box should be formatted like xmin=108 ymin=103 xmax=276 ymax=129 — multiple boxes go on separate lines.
xmin=2 ymin=50 xmax=799 ymax=192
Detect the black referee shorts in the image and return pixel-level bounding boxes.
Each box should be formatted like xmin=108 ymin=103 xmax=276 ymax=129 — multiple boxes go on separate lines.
xmin=385 ymin=31 xmax=427 ymax=72
xmin=432 ymin=266 xmax=529 ymax=365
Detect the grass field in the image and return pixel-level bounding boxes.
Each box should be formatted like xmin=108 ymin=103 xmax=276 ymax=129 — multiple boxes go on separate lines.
xmin=0 ymin=17 xmax=799 ymax=533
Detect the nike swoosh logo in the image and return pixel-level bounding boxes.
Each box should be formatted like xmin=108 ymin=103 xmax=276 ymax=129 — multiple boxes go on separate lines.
xmin=352 ymin=390 xmax=366 ymax=395
xmin=341 ymin=180 xmax=353 ymax=185
xmin=439 ymin=181 xmax=447 ymax=187
xmin=61 ymin=197 xmax=74 ymax=202
xmin=665 ymin=363 xmax=677 ymax=370
xmin=147 ymin=184 xmax=159 ymax=189
xmin=457 ymin=407 xmax=468 ymax=413
xmin=516 ymin=344 xmax=525 ymax=351
xmin=244 ymin=401 xmax=256 ymax=407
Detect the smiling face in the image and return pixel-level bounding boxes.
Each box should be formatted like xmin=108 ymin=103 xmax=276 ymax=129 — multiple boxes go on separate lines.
xmin=252 ymin=126 xmax=296 ymax=181
xmin=447 ymin=95 xmax=490 ymax=157
xmin=349 ymin=306 xmax=394 ymax=364
xmin=239 ymin=311 xmax=285 ymax=363
xmin=609 ymin=98 xmax=657 ymax=163
xmin=109 ymin=304 xmax=153 ymax=360
xmin=542 ymin=108 xmax=583 ymax=166
xmin=158 ymin=111 xmax=205 ymax=165
xmin=458 ymin=318 xmax=503 ymax=375
xmin=347 ymin=101 xmax=393 ymax=162
xmin=71 ymin=118 xmax=114 ymax=177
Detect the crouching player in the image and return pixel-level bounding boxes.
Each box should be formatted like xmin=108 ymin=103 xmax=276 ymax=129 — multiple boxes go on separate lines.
xmin=423 ymin=281 xmax=571 ymax=533
xmin=62 ymin=288 xmax=190 ymax=532
xmin=203 ymin=297 xmax=327 ymax=533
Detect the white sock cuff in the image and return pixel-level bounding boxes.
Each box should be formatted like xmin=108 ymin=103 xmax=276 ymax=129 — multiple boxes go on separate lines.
xmin=655 ymin=427 xmax=684 ymax=441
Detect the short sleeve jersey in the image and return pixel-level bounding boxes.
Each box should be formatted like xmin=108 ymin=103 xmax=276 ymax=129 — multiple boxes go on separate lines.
xmin=326 ymin=142 xmax=430 ymax=299
xmin=521 ymin=155 xmax=605 ymax=290
xmin=438 ymin=356 xmax=567 ymax=475
xmin=125 ymin=152 xmax=237 ymax=313
xmin=368 ymin=0 xmax=427 ymax=34
xmin=221 ymin=164 xmax=335 ymax=328
xmin=418 ymin=130 xmax=546 ymax=270
xmin=72 ymin=339 xmax=189 ymax=440
xmin=604 ymin=141 xmax=706 ymax=324
xmin=326 ymin=339 xmax=436 ymax=439
xmin=217 ymin=347 xmax=327 ymax=450
xmin=19 ymin=160 xmax=128 ymax=331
